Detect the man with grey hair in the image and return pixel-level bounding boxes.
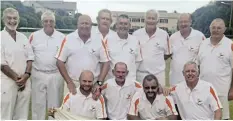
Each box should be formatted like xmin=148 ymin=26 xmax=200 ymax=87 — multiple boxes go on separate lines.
xmin=133 ymin=9 xmax=171 ymax=85
xmin=29 ymin=10 xmax=65 ymax=120
xmin=197 ymin=18 xmax=233 ymax=119
xmin=165 ymin=61 xmax=222 ymax=120
xmin=169 ymin=13 xmax=206 ymax=86
xmin=1 ymin=7 xmax=34 ymax=119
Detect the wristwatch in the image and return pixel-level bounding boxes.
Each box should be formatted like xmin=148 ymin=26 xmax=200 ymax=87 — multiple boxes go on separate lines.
xmin=25 ymin=72 xmax=31 ymax=77
xmin=96 ymin=81 xmax=103 ymax=86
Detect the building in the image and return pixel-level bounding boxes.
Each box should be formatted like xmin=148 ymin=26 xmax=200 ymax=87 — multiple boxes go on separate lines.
xmin=111 ymin=10 xmax=180 ymax=33
xmin=23 ymin=0 xmax=76 ymax=16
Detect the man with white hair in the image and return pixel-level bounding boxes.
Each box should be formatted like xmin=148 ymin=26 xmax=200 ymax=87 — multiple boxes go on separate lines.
xmin=133 ymin=9 xmax=171 ymax=86
xmin=1 ymin=7 xmax=34 ymax=120
xmin=29 ymin=11 xmax=65 ymax=120
xmin=169 ymin=13 xmax=205 ymax=86
xmin=197 ymin=18 xmax=233 ymax=120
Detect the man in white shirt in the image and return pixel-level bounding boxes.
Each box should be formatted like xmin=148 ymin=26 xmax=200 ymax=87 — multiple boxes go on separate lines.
xmin=169 ymin=13 xmax=205 ymax=86
xmin=56 ymin=15 xmax=110 ymax=95
xmin=133 ymin=9 xmax=171 ymax=85
xmin=107 ymin=14 xmax=142 ymax=80
xmin=127 ymin=74 xmax=177 ymax=120
xmin=1 ymin=8 xmax=34 ymax=120
xmin=168 ymin=61 xmax=222 ymax=120
xmin=197 ymin=18 xmax=233 ymax=120
xmin=29 ymin=11 xmax=65 ymax=120
xmin=101 ymin=62 xmax=142 ymax=120
xmin=50 ymin=70 xmax=107 ymax=119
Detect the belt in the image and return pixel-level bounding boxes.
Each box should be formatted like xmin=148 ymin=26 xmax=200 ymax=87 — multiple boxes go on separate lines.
xmin=33 ymin=68 xmax=59 ymax=73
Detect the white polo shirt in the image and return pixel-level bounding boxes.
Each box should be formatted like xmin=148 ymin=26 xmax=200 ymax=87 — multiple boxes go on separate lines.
xmin=170 ymin=80 xmax=222 ymax=120
xmin=133 ymin=27 xmax=171 ymax=75
xmin=1 ymin=29 xmax=34 ymax=80
xmin=197 ymin=36 xmax=233 ymax=96
xmin=128 ymin=91 xmax=177 ymax=120
xmin=169 ymin=28 xmax=205 ymax=85
xmin=55 ymin=30 xmax=110 ymax=81
xmin=62 ymin=88 xmax=107 ymax=119
xmin=107 ymin=33 xmax=142 ymax=80
xmin=29 ymin=29 xmax=65 ymax=71
xmin=101 ymin=78 xmax=142 ymax=120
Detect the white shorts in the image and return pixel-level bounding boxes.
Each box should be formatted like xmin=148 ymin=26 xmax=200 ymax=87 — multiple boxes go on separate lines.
xmin=136 ymin=71 xmax=166 ymax=86
xmin=218 ymin=96 xmax=229 ymax=119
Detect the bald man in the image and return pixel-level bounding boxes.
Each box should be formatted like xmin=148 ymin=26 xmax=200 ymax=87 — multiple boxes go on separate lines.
xmin=169 ymin=13 xmax=206 ymax=86
xmin=57 ymin=70 xmax=107 ymax=119
xmin=56 ymin=15 xmax=110 ymax=96
xmin=197 ymin=18 xmax=233 ymax=120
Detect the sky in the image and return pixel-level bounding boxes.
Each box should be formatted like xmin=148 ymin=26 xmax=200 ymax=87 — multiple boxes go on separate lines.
xmin=71 ymin=0 xmax=211 ymax=23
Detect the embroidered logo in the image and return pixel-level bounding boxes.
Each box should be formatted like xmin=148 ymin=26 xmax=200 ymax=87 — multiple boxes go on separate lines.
xmin=129 ymin=48 xmax=134 ymax=54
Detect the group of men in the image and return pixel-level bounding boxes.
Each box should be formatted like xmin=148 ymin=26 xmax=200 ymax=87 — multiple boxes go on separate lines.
xmin=1 ymin=6 xmax=233 ymax=120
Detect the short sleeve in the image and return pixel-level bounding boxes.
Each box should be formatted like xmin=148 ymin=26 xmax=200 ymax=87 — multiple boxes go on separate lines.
xmin=209 ymin=86 xmax=222 ymax=111
xmin=230 ymin=43 xmax=233 ymax=68
xmin=128 ymin=92 xmax=140 ymax=116
xmin=99 ymin=40 xmax=110 ymax=62
xmin=55 ymin=37 xmax=69 ymax=62
xmin=1 ymin=43 xmax=7 ymax=65
xmin=96 ymin=95 xmax=107 ymax=119
xmin=23 ymin=35 xmax=34 ymax=61
xmin=165 ymin=96 xmax=178 ymax=116
xmin=61 ymin=93 xmax=71 ymax=111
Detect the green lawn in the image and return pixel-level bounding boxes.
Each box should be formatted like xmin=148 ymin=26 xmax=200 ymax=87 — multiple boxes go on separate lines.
xmin=22 ymin=32 xmax=232 ymax=120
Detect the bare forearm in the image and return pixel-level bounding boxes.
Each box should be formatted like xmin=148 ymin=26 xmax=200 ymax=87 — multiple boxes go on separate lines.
xmin=167 ymin=115 xmax=177 ymax=120
xmin=1 ymin=65 xmax=19 ymax=81
xmin=98 ymin=61 xmax=110 ymax=81
xmin=25 ymin=60 xmax=32 ymax=73
xmin=214 ymin=109 xmax=222 ymax=120
xmin=57 ymin=60 xmax=72 ymax=84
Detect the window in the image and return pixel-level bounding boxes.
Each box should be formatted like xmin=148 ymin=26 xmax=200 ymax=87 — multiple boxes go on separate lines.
xmin=141 ymin=18 xmax=144 ymax=22
xmin=159 ymin=19 xmax=168 ymax=23
xmin=131 ymin=18 xmax=140 ymax=22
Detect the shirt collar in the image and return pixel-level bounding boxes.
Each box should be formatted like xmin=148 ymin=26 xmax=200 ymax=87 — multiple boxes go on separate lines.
xmin=143 ymin=27 xmax=160 ymax=39
xmin=179 ymin=27 xmax=195 ymax=39
xmin=41 ymin=28 xmax=57 ymax=38
xmin=113 ymin=78 xmax=134 ymax=87
xmin=75 ymin=29 xmax=92 ymax=43
xmin=142 ymin=92 xmax=161 ymax=103
xmin=184 ymin=79 xmax=201 ymax=91
xmin=208 ymin=35 xmax=225 ymax=46
xmin=77 ymin=87 xmax=93 ymax=99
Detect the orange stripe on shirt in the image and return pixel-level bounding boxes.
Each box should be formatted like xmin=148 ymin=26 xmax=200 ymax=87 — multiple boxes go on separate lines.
xmin=57 ymin=38 xmax=67 ymax=58
xmin=165 ymin=98 xmax=174 ymax=114
xmin=63 ymin=94 xmax=70 ymax=104
xmin=99 ymin=95 xmax=105 ymax=117
xmin=101 ymin=40 xmax=110 ymax=61
xmin=135 ymin=82 xmax=142 ymax=88
xmin=134 ymin=98 xmax=139 ymax=115
xmin=167 ymin=36 xmax=171 ymax=55
xmin=29 ymin=33 xmax=34 ymax=44
xmin=210 ymin=87 xmax=220 ymax=109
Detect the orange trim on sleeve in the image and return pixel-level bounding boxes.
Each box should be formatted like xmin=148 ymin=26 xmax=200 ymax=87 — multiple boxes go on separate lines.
xmin=99 ymin=95 xmax=105 ymax=117
xmin=135 ymin=82 xmax=142 ymax=88
xmin=63 ymin=94 xmax=70 ymax=104
xmin=101 ymin=83 xmax=108 ymax=90
xmin=231 ymin=43 xmax=233 ymax=51
xmin=57 ymin=38 xmax=67 ymax=58
xmin=165 ymin=98 xmax=174 ymax=114
xmin=29 ymin=33 xmax=34 ymax=44
xmin=134 ymin=98 xmax=139 ymax=115
xmin=101 ymin=40 xmax=110 ymax=61
xmin=210 ymin=87 xmax=220 ymax=109
xmin=167 ymin=36 xmax=171 ymax=55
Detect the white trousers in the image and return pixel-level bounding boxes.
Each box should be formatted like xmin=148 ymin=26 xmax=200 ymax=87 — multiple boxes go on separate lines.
xmin=1 ymin=78 xmax=31 ymax=120
xmin=136 ymin=71 xmax=166 ymax=86
xmin=31 ymin=69 xmax=64 ymax=120
xmin=218 ymin=96 xmax=229 ymax=119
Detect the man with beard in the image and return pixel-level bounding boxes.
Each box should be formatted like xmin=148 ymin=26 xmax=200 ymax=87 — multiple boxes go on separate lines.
xmin=60 ymin=70 xmax=107 ymax=119
xmin=1 ymin=8 xmax=34 ymax=120
xmin=106 ymin=14 xmax=142 ymax=80
xmin=127 ymin=74 xmax=177 ymax=120
xmin=167 ymin=61 xmax=222 ymax=120
xmin=133 ymin=9 xmax=171 ymax=86
xmin=197 ymin=18 xmax=233 ymax=119
xmin=29 ymin=11 xmax=65 ymax=120
xmin=169 ymin=13 xmax=206 ymax=86
xmin=56 ymin=15 xmax=110 ymax=95
xmin=101 ymin=62 xmax=142 ymax=120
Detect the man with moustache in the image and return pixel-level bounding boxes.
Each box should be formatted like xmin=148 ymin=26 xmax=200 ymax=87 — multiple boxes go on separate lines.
xmin=101 ymin=62 xmax=142 ymax=120
xmin=56 ymin=15 xmax=110 ymax=95
xmin=29 ymin=11 xmax=65 ymax=120
xmin=106 ymin=14 xmax=142 ymax=80
xmin=127 ymin=74 xmax=177 ymax=120
xmin=1 ymin=8 xmax=34 ymax=120
xmin=167 ymin=61 xmax=222 ymax=120
xmin=169 ymin=13 xmax=206 ymax=86
xmin=56 ymin=70 xmax=107 ymax=119
xmin=133 ymin=9 xmax=171 ymax=85
xmin=197 ymin=18 xmax=233 ymax=119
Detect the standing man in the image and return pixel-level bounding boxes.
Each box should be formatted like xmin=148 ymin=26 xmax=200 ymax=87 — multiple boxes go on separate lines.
xmin=133 ymin=9 xmax=171 ymax=85
xmin=169 ymin=61 xmax=222 ymax=120
xmin=56 ymin=15 xmax=110 ymax=95
xmin=197 ymin=18 xmax=233 ymax=120
xmin=169 ymin=13 xmax=205 ymax=86
xmin=1 ymin=8 xmax=34 ymax=120
xmin=107 ymin=14 xmax=142 ymax=80
xmin=101 ymin=62 xmax=142 ymax=120
xmin=127 ymin=74 xmax=177 ymax=120
xmin=29 ymin=11 xmax=65 ymax=120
